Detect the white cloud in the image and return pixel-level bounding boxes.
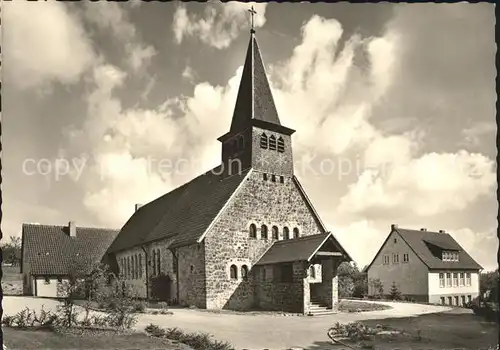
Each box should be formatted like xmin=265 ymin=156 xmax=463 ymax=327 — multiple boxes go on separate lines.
xmin=172 ymin=2 xmax=268 ymax=49
xmin=83 ymin=2 xmax=157 ymax=72
xmin=3 ymin=1 xmax=94 ymax=90
xmin=182 ymin=66 xmax=197 ymax=82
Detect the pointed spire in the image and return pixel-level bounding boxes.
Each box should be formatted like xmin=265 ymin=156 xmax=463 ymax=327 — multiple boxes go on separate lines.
xmin=229 ymin=30 xmax=281 ymax=133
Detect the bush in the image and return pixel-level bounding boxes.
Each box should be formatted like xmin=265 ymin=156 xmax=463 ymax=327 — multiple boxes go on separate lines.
xmin=145 ymin=323 xmax=166 ymax=337
xmin=2 ymin=306 xmax=58 ymax=329
xmin=329 ymin=322 xmax=378 ymax=342
xmin=133 ymin=300 xmax=147 ymax=313
xmin=164 ymin=327 xmax=234 ymax=350
xmin=388 ymin=282 xmax=402 ymax=301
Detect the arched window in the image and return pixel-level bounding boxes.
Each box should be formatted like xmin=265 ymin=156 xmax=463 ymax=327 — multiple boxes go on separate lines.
xmin=271 ymin=175 xmax=276 ymax=182
xmin=230 ymin=264 xmax=238 ymax=280
xmin=132 ymin=255 xmax=136 ymax=279
xmin=277 ymin=136 xmax=285 ymax=153
xmin=249 ymin=223 xmax=257 ymax=239
xmin=293 ymin=227 xmax=300 ymax=239
xmin=261 ymin=225 xmax=268 ymax=240
xmin=283 ymin=227 xmax=290 ymax=240
xmin=139 ymin=255 xmax=143 ymax=278
xmin=260 ymin=133 xmax=268 ymax=149
xmin=309 ymin=265 xmax=316 ymax=279
xmin=241 ymin=265 xmax=249 ymax=280
xmin=237 ymin=135 xmax=244 ymax=150
xmin=127 ymin=256 xmax=131 ymax=279
xmin=152 ymin=250 xmax=156 ymax=276
xmin=156 ymin=249 xmax=161 ymax=275
xmin=272 ymin=226 xmax=279 ymax=240
xmin=269 ymin=135 xmax=277 ymax=150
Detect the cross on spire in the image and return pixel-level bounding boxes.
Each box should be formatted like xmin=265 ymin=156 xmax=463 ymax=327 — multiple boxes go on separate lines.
xmin=248 ymin=6 xmax=257 ymax=33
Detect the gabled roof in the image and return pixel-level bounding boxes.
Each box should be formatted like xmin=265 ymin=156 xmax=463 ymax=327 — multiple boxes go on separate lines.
xmin=21 ymin=224 xmax=119 ymax=276
xmin=230 ymin=32 xmax=281 ymax=133
xmin=365 ymin=226 xmax=483 ymax=272
xmin=106 ymin=166 xmax=251 ymax=254
xmin=255 ymin=232 xmax=351 ymax=266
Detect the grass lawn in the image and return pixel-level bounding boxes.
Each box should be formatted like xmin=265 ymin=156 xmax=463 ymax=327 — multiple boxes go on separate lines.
xmin=338 ymin=300 xmax=392 ymax=313
xmin=2 ymin=327 xmax=193 ymax=350
xmin=355 ymin=311 xmax=498 ymax=349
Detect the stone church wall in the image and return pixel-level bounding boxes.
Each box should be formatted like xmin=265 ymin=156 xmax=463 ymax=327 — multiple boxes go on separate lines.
xmin=204 ymin=170 xmax=325 ymax=310
xmin=177 ymin=243 xmax=206 ymax=308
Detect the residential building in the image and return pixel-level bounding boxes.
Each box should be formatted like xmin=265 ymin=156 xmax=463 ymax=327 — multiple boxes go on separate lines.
xmin=21 ymin=221 xmax=118 ymax=297
xmin=365 ymin=224 xmax=482 ymax=305
xmin=104 ymin=28 xmax=352 ymax=315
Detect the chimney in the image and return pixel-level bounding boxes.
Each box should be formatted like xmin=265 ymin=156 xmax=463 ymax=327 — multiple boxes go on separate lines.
xmin=439 ymin=230 xmax=445 ymax=233
xmin=391 ymin=224 xmax=398 ymax=230
xmin=68 ymin=221 xmax=76 ymax=237
xmin=420 ymin=228 xmax=427 ymax=231
xmin=135 ymin=204 xmax=142 ymax=212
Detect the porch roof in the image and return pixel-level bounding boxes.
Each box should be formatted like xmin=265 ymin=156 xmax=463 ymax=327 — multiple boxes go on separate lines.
xmin=254 ymin=232 xmax=349 ymax=266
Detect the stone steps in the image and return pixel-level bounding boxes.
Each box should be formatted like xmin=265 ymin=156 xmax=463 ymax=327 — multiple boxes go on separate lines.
xmin=309 ymin=298 xmax=335 ymax=316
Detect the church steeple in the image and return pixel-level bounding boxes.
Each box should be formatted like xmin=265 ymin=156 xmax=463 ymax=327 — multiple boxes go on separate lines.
xmin=218 ymin=13 xmax=295 ymax=178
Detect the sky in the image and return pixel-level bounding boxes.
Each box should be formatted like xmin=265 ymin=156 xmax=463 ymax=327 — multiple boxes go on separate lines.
xmin=2 ymin=1 xmax=497 ymax=271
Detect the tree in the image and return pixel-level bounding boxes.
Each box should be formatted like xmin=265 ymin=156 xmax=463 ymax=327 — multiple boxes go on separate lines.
xmin=337 ymin=262 xmax=368 ymax=298
xmin=388 ymin=281 xmax=401 ymax=300
xmin=480 ymin=270 xmax=499 ymax=302
xmin=368 ymin=278 xmax=384 ymax=299
xmin=2 ymin=236 xmax=22 ymax=266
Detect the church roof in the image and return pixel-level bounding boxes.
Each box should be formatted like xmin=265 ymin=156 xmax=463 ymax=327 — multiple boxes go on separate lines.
xmin=365 ymin=226 xmax=483 ymax=272
xmin=21 ymin=223 xmax=118 ymax=276
xmin=230 ymin=32 xmax=281 ymax=133
xmin=255 ymin=232 xmax=351 ymax=265
xmin=106 ymin=166 xmax=251 ymax=254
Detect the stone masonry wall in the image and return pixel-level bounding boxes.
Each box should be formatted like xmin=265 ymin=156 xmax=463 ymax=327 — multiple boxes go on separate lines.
xmin=204 ymin=170 xmax=325 ymax=310
xmin=177 ymin=243 xmax=206 ymax=308
xmin=251 ymin=126 xmax=294 ymax=176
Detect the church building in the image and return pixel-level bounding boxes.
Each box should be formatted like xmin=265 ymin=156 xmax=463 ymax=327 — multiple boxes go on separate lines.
xmin=105 ymin=26 xmax=352 ymax=315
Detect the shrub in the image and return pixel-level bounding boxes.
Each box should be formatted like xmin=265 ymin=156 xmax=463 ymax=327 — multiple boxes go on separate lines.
xmin=145 ymin=323 xmax=166 ymax=337
xmin=388 ymin=282 xmax=402 ymax=301
xmin=133 ymin=300 xmax=147 ymax=313
xmin=2 ymin=306 xmax=58 ymax=329
xmin=329 ymin=322 xmax=378 ymax=342
xmin=164 ymin=327 xmax=234 ymax=350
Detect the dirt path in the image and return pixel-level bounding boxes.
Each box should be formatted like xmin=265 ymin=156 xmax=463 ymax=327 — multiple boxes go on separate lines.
xmin=3 ymin=297 xmax=452 ymax=349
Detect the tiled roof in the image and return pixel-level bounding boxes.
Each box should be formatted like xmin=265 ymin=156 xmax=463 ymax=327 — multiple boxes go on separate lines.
xmin=22 ymin=224 xmax=119 ymax=276
xmin=230 ymin=33 xmax=281 ymax=133
xmin=396 ymin=228 xmax=482 ymax=270
xmin=255 ymin=233 xmax=348 ymax=265
xmin=365 ymin=227 xmax=483 ymax=272
xmin=106 ymin=166 xmax=251 ymax=254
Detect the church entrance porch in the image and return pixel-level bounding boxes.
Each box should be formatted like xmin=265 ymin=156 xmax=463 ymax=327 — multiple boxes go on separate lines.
xmin=253 ymin=232 xmax=350 ymax=315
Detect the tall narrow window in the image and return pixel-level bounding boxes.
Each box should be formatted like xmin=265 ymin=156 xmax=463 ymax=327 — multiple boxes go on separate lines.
xmin=279 ymin=176 xmax=284 ymax=183
xmin=272 ymin=226 xmax=279 ymax=240
xmin=139 ymin=254 xmax=143 ymax=278
xmin=383 ymin=255 xmax=390 ymax=265
xmin=452 ymin=273 xmax=458 ymax=287
xmin=446 ymin=272 xmax=452 ymax=287
xmin=269 ymin=135 xmax=277 ymax=150
xmin=262 ymin=267 xmax=267 ymax=281
xmin=293 ymin=227 xmax=300 ymax=239
xmin=271 ymin=175 xmax=276 ymax=182
xmin=263 ymin=173 xmax=268 ymax=181
xmin=393 ymin=253 xmax=399 ymax=263
xmin=283 ymin=227 xmax=290 ymax=240
xmin=309 ymin=265 xmax=316 ymax=279
xmin=230 ymin=265 xmax=238 ymax=280
xmin=132 ymin=255 xmax=136 ymax=279
xmin=156 ymin=249 xmax=161 ymax=276
xmin=127 ymin=257 xmax=131 ymax=279
xmin=260 ymin=133 xmax=268 ymax=149
xmin=439 ymin=273 xmax=445 ymax=287
xmin=249 ymin=224 xmax=257 ymax=239
xmin=466 ymin=273 xmax=471 ymax=286
xmin=152 ymin=250 xmax=156 ymax=277
xmin=459 ymin=272 xmax=464 ymax=286
xmin=241 ymin=265 xmax=249 ymax=280
xmin=261 ymin=225 xmax=268 ymax=240
xmin=277 ymin=136 xmax=285 ymax=153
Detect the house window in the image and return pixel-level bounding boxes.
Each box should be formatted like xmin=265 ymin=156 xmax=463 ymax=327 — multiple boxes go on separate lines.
xmin=440 ymin=297 xmax=445 ymax=305
xmin=461 ymin=295 xmax=466 ymax=306
xmin=127 ymin=257 xmax=131 ymax=279
xmin=293 ymin=227 xmax=300 ymax=239
xmin=262 ymin=267 xmax=267 ymax=281
xmin=383 ymin=255 xmax=390 ymax=265
xmin=249 ymin=223 xmax=257 ymax=239
xmin=452 ymin=273 xmax=458 ymax=287
xmin=230 ymin=264 xmax=238 ymax=280
xmin=279 ymin=176 xmax=284 ymax=183
xmin=394 ymin=238 xmax=397 ymax=243
xmin=241 ymin=265 xmax=249 ymax=280
xmin=139 ymin=255 xmax=143 ymax=278
xmin=271 ymin=174 xmax=276 ymax=182
xmin=467 ymin=295 xmax=472 ymax=303
xmin=454 ymin=296 xmax=459 ymax=305
xmin=44 ymin=277 xmax=50 ymax=284
xmin=280 ymin=263 xmax=293 ymax=283
xmin=283 ymin=227 xmax=290 ymax=240
xmin=269 ymin=135 xmax=277 ymax=150
xmin=131 ymin=255 xmax=135 ymax=279
xmin=439 ymin=273 xmax=445 ymax=287
xmin=446 ymin=273 xmax=452 ymax=287
xmin=447 ymin=296 xmax=452 ymax=305
xmin=466 ymin=273 xmax=471 ymax=286
xmin=459 ymin=273 xmax=464 ymax=286
xmin=260 ymin=133 xmax=268 ymax=149
xmin=309 ymin=265 xmax=316 ymax=279
xmin=152 ymin=250 xmax=156 ymax=277
xmin=190 ymin=265 xmax=194 ymax=273
xmin=277 ymin=136 xmax=285 ymax=153
xmin=392 ymin=253 xmax=399 ymax=264
xmin=272 ymin=226 xmax=279 ymax=240
xmin=403 ymin=253 xmax=409 ymax=263
xmin=261 ymin=225 xmax=268 ymax=240
xmin=263 ymin=173 xmax=268 ymax=181
xmin=156 ymin=249 xmax=161 ymax=276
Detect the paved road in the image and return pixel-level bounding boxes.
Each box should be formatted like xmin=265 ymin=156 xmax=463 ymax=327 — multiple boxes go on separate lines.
xmin=3 ymin=297 xmax=452 ymax=350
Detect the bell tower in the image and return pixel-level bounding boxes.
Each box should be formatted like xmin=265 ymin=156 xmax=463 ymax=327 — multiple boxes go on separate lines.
xmin=217 ymin=9 xmax=295 ymax=178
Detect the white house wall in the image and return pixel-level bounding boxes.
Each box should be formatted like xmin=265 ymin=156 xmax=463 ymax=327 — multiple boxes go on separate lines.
xmin=428 ymin=271 xmax=480 ymax=305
